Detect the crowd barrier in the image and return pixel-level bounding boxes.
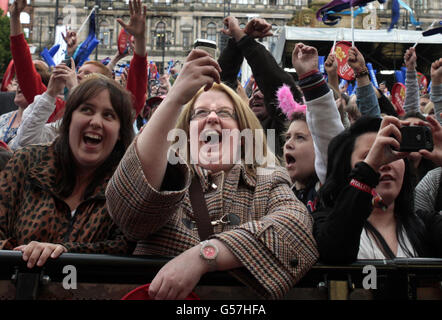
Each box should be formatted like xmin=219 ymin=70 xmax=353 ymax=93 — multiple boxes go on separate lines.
xmin=0 ymin=250 xmax=441 ymax=300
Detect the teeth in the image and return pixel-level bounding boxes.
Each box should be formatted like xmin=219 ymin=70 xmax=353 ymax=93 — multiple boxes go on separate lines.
xmin=84 ymin=133 xmax=102 ymax=141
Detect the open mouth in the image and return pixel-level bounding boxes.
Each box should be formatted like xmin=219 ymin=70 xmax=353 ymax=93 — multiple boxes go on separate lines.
xmin=380 ymin=174 xmax=394 ymax=182
xmin=201 ymin=130 xmax=221 ymax=145
xmin=83 ymin=133 xmax=102 ymax=145
xmin=285 ymin=154 xmax=296 ymax=165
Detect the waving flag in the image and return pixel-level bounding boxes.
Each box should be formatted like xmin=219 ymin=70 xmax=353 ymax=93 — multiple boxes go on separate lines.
xmin=53 ymin=25 xmax=68 ymax=65
xmin=423 ymin=21 xmax=442 ymax=36
xmin=72 ymin=10 xmax=100 ymax=67
xmin=389 ymin=0 xmax=421 ymax=31
xmin=40 ymin=44 xmax=61 ymax=67
xmin=316 ymin=0 xmax=386 ymax=26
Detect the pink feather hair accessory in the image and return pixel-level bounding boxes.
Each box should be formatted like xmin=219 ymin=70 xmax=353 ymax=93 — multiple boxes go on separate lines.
xmin=276 ymin=84 xmax=306 ymax=118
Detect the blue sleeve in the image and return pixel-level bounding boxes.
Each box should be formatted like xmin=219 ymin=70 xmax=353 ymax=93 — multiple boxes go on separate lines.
xmin=356 ymin=83 xmax=381 ymax=118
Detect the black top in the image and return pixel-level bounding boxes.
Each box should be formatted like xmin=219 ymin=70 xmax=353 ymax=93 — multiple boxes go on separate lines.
xmin=313 ymin=161 xmax=442 ymax=264
xmin=292 ymin=176 xmax=320 ymax=214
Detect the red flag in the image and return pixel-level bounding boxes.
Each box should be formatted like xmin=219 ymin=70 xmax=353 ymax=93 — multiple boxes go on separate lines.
xmin=117 ymin=29 xmax=134 ymax=55
xmin=334 ymin=41 xmax=355 ymax=81
xmin=417 ymin=72 xmax=428 ymax=93
xmin=391 ymin=82 xmax=406 ymax=116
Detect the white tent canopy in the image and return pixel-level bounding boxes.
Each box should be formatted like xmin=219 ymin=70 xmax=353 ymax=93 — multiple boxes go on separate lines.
xmin=274 ymin=26 xmax=442 ymax=64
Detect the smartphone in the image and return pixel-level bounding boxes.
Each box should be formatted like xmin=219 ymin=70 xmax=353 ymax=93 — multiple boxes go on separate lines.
xmin=193 ymin=39 xmax=217 ymax=58
xmin=399 ymin=126 xmax=433 ymax=152
xmin=62 ymin=58 xmax=72 ymax=68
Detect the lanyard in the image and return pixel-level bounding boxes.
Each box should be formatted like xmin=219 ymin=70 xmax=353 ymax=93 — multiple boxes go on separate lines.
xmin=3 ymin=111 xmax=17 ymax=144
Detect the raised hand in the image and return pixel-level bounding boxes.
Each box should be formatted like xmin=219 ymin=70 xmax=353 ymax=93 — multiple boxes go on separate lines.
xmin=243 ymin=18 xmax=273 ymax=39
xmin=166 ymin=49 xmax=221 ymax=107
xmin=62 ymin=30 xmax=78 ymax=56
xmin=325 ymin=53 xmax=338 ymax=76
xmin=9 ymin=0 xmax=26 ymax=17
xmin=9 ymin=0 xmax=27 ymax=35
xmin=416 ymin=115 xmax=442 ymax=166
xmin=221 ymin=16 xmax=244 ymax=42
xmin=325 ymin=53 xmax=339 ymax=92
xmin=50 ymin=58 xmax=78 ymax=93
xmin=364 ymin=116 xmax=410 ymax=172
xmin=348 ymin=46 xmax=366 ymax=74
xmin=431 ymin=57 xmax=442 ymax=85
xmin=291 ymin=43 xmax=318 ymax=77
xmin=47 ymin=69 xmax=67 ymax=98
xmin=117 ymin=0 xmax=147 ymax=56
xmin=117 ymin=0 xmax=147 ymax=40
xmin=404 ymin=47 xmax=417 ymax=71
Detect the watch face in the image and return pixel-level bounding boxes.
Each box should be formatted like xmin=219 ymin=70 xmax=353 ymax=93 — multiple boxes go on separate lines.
xmin=202 ymin=245 xmax=217 ymax=259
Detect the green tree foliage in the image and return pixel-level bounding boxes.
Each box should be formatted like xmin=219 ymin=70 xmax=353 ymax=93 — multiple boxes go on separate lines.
xmin=0 ymin=9 xmax=12 ymax=81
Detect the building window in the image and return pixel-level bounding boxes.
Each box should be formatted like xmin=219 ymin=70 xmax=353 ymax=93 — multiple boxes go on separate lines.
xmin=269 ymin=0 xmax=276 ymax=4
xmin=183 ymin=31 xmax=191 ymax=50
xmin=99 ymin=21 xmax=111 ymax=47
xmin=207 ymin=22 xmax=217 ymax=42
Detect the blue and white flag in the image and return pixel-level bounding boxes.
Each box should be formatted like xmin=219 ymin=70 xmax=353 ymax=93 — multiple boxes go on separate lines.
xmin=73 ymin=10 xmax=100 ymax=67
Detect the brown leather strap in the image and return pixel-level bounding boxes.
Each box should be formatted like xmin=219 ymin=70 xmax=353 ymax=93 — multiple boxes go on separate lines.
xmin=189 ymin=175 xmax=214 ymax=241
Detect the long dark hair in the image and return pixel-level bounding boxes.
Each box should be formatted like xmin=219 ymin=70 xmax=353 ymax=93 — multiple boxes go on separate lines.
xmin=319 ymin=116 xmax=428 ymax=257
xmin=54 ymin=74 xmax=135 ymax=199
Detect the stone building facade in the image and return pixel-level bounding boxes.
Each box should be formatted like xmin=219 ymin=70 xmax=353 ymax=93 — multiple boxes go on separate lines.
xmin=26 ymin=0 xmax=442 ymax=72
xmin=28 ymin=0 xmax=308 ymax=71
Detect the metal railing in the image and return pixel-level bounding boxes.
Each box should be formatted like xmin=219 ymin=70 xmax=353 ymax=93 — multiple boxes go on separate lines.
xmin=0 ymin=250 xmax=441 ymax=300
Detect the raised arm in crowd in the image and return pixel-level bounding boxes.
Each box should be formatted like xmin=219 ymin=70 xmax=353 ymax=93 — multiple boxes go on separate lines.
xmin=106 ymin=48 xmax=318 ymax=300
xmin=218 ymin=16 xmax=302 ymax=157
xmin=8 ymin=0 xmax=148 ymax=151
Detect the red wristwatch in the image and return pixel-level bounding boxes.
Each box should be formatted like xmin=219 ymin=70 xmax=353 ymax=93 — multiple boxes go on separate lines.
xmin=200 ymin=240 xmax=218 ymax=271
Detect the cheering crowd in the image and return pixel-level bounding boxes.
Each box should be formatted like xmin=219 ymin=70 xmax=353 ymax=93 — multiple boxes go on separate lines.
xmin=0 ymin=0 xmax=441 ymax=300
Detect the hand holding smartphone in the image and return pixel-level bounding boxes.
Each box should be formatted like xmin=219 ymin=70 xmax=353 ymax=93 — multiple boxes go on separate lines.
xmin=398 ymin=126 xmax=433 ymax=152
xmin=193 ymin=39 xmax=217 ymax=59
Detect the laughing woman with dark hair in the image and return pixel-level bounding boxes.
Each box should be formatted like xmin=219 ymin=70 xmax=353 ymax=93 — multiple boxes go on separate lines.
xmin=0 ymin=74 xmax=135 ymax=268
xmin=313 ymin=115 xmax=442 ymax=263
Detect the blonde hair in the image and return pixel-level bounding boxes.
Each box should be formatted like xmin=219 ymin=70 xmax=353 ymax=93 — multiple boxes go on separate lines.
xmin=175 ymin=83 xmax=278 ymax=177
xmin=423 ymin=101 xmax=434 ymax=115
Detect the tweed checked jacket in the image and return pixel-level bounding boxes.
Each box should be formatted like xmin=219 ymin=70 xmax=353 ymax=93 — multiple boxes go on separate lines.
xmin=106 ymin=140 xmax=319 ymax=299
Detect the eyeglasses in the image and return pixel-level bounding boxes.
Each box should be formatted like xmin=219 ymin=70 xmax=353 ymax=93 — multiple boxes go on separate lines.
xmin=191 ymin=108 xmax=236 ymax=120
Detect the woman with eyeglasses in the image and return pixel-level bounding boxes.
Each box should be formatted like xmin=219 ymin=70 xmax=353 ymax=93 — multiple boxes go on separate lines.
xmin=106 ymin=49 xmax=318 ymax=300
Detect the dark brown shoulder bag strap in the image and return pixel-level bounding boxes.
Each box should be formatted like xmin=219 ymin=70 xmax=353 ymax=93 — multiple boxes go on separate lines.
xmin=189 ymin=175 xmax=214 ymax=241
